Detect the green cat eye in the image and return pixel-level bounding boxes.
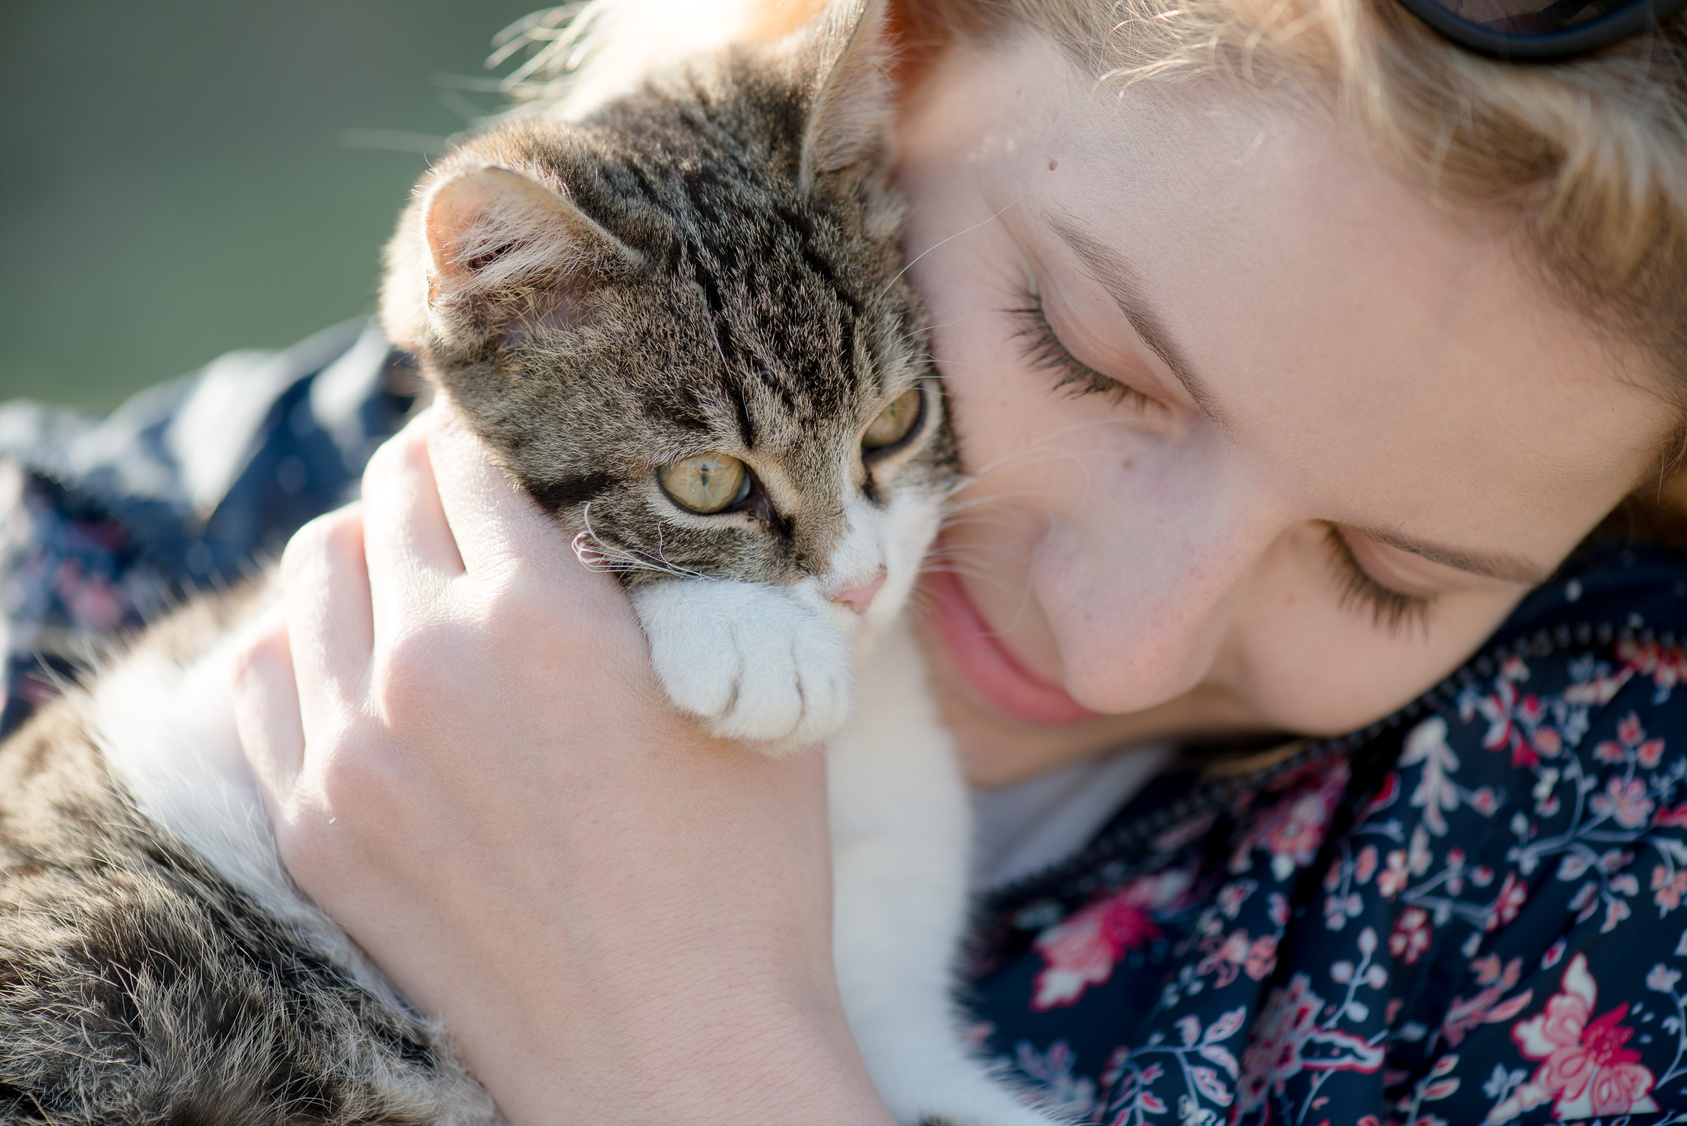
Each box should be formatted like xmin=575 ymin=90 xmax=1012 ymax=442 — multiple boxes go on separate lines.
xmin=658 ymin=453 xmax=751 ymax=514
xmin=863 ymin=388 xmax=922 ymax=453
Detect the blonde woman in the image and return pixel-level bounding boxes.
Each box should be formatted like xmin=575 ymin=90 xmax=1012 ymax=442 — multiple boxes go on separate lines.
xmin=3 ymin=0 xmax=1683 ymax=1120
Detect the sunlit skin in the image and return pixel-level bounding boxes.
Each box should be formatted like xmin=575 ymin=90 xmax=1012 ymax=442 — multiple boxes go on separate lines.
xmin=897 ymin=37 xmax=1673 ymax=786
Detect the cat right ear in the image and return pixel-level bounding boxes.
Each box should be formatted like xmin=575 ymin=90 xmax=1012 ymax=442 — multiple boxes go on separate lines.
xmin=417 ymin=165 xmax=643 ymax=343
xmin=798 ymin=0 xmax=896 ymax=210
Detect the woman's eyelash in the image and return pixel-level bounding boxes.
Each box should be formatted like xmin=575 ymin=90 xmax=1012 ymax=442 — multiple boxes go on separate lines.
xmin=1007 ymin=300 xmax=1432 ymax=638
xmin=1007 ymin=301 xmax=1154 ymax=410
xmin=1324 ymin=526 xmax=1434 ymax=636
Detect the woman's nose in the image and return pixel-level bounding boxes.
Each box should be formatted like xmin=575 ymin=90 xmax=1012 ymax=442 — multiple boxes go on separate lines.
xmin=1050 ymin=489 xmax=1273 ymax=712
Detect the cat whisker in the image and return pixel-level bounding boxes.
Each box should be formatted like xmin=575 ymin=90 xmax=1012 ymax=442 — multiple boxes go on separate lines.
xmin=880 ymin=195 xmax=1023 ymax=297
xmin=957 ymin=419 xmax=1126 ymax=482
xmin=921 ymin=545 xmax=1016 ymax=588
xmin=947 ymin=483 xmax=1079 ymax=511
xmin=572 ymin=503 xmax=707 ymax=581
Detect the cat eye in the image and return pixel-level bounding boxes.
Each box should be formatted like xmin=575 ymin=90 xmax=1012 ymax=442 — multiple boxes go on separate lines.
xmin=658 ymin=453 xmax=751 ymax=514
xmin=862 ymin=388 xmax=922 ymax=454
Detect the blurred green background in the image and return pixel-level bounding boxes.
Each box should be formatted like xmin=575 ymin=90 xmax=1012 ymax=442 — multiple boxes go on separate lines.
xmin=1 ymin=0 xmax=544 ymax=409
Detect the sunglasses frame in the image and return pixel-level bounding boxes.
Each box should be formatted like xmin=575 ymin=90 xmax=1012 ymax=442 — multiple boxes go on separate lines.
xmin=1394 ymin=0 xmax=1687 ymax=57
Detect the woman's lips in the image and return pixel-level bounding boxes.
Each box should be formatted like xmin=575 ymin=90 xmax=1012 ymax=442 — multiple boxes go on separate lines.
xmin=924 ymin=567 xmax=1102 ymax=727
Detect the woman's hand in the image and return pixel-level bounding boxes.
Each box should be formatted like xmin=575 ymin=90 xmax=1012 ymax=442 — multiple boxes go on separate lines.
xmin=230 ymin=407 xmax=892 ymax=1126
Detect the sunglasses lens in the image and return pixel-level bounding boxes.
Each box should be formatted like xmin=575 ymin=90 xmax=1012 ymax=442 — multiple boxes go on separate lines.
xmin=1396 ymin=0 xmax=1686 ymax=57
xmin=1431 ymin=0 xmax=1628 ymax=33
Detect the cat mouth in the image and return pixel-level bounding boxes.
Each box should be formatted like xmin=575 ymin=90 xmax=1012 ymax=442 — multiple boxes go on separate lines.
xmin=923 ymin=568 xmax=1102 ymax=727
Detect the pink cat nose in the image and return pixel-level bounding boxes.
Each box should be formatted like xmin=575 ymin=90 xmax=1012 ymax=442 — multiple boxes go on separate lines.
xmin=831 ymin=571 xmax=887 ymax=615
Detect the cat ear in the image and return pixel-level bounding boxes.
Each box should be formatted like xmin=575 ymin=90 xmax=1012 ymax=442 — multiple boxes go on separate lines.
xmin=797 ymin=0 xmax=896 ymax=207
xmin=421 ymin=165 xmax=643 ymax=338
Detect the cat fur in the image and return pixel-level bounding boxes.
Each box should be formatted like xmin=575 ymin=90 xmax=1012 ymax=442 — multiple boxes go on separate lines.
xmin=0 ymin=3 xmax=1066 ymax=1124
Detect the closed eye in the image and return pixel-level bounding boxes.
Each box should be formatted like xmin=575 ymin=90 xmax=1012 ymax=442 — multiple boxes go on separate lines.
xmin=1324 ymin=526 xmax=1435 ymax=636
xmin=1008 ymin=300 xmax=1158 ymax=413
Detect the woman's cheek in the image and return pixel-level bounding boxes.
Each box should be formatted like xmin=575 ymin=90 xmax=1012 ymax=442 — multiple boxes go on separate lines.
xmin=1220 ymin=568 xmax=1527 ymax=736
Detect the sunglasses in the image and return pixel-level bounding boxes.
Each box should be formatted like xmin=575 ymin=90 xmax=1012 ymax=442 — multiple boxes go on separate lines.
xmin=1396 ymin=0 xmax=1686 ymax=57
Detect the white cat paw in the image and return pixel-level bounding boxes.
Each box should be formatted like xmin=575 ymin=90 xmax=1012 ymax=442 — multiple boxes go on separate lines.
xmin=631 ymin=579 xmax=853 ymax=752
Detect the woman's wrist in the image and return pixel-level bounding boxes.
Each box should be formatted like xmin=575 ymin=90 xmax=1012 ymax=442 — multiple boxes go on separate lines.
xmin=460 ymin=980 xmax=896 ymax=1126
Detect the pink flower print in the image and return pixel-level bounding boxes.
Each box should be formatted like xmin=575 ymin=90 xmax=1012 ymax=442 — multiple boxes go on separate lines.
xmin=1236 ymin=974 xmax=1384 ymax=1114
xmin=1589 ymin=776 xmax=1654 ymax=829
xmin=1361 ymin=771 xmax=1400 ymax=819
xmin=1595 ymin=713 xmax=1667 ymax=769
xmin=1616 ymin=638 xmax=1687 ymax=702
xmin=1653 ymin=865 xmax=1687 ymax=914
xmin=1216 ymin=881 xmax=1252 ymax=918
xmin=1488 ymin=953 xmax=1659 ymax=1122
xmin=1232 ymin=762 xmax=1348 ymax=881
xmin=1442 ymin=956 xmax=1532 ymax=1047
xmin=1378 ymin=850 xmax=1411 ymax=898
xmin=1656 ymin=801 xmax=1687 ymax=828
xmin=1029 ymin=869 xmax=1191 ymax=1010
xmin=1389 ymin=907 xmax=1433 ymax=964
xmin=1470 ymin=677 xmax=1545 ymax=768
xmin=1566 ymin=651 xmax=1636 ymax=707
xmin=1377 ymin=826 xmax=1432 ymax=900
xmin=1484 ymin=873 xmax=1528 ymax=931
xmin=1354 ymin=845 xmax=1378 ymax=884
xmin=1238 ymin=975 xmax=1325 ymax=1110
xmin=1197 ymin=929 xmax=1278 ymax=987
xmin=1444 ymin=848 xmax=1467 ymax=896
xmin=1030 ymin=897 xmax=1157 ymax=1011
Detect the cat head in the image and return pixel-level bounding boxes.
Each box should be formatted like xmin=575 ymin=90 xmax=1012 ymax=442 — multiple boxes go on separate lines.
xmin=380 ymin=0 xmax=952 ymax=635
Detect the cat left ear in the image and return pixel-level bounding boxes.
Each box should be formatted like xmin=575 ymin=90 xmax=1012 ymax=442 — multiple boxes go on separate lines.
xmin=797 ymin=0 xmax=896 ymax=207
xmin=422 ymin=165 xmax=644 ymax=337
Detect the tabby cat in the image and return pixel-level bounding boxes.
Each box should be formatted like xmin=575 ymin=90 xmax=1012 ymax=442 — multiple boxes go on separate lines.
xmin=0 ymin=3 xmax=1062 ymax=1124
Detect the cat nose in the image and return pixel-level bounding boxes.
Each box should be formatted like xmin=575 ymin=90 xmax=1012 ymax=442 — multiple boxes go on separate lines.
xmin=830 ymin=571 xmax=887 ymax=615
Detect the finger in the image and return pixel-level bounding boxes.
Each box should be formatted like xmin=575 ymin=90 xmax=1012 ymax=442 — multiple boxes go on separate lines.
xmin=362 ymin=410 xmax=464 ymax=644
xmin=427 ymin=407 xmax=570 ymax=577
xmin=279 ymin=504 xmax=375 ymax=733
xmin=230 ymin=601 xmax=306 ymax=812
xmin=362 ymin=407 xmax=465 ymax=581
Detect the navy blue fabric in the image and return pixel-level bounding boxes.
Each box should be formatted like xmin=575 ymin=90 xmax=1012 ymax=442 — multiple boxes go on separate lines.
xmin=5 ymin=325 xmax=1687 ymax=1123
xmin=0 ymin=319 xmax=415 ymax=736
xmin=967 ymin=548 xmax=1687 ymax=1123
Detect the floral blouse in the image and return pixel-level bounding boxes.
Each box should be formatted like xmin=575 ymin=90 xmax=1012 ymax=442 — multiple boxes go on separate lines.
xmin=5 ymin=323 xmax=1687 ymax=1125
xmin=969 ymin=549 xmax=1687 ymax=1124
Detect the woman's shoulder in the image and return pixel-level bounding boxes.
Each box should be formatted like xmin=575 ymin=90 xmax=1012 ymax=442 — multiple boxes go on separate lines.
xmin=969 ymin=544 xmax=1687 ymax=1124
xmin=0 ymin=321 xmax=415 ymax=736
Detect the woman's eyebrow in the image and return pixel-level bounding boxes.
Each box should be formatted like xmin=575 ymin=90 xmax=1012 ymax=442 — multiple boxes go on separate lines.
xmin=1358 ymin=525 xmax=1554 ymax=585
xmin=1048 ymin=212 xmax=1235 ymax=435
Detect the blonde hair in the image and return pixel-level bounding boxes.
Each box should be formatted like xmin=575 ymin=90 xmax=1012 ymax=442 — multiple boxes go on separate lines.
xmin=501 ymin=0 xmax=1687 ymax=485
